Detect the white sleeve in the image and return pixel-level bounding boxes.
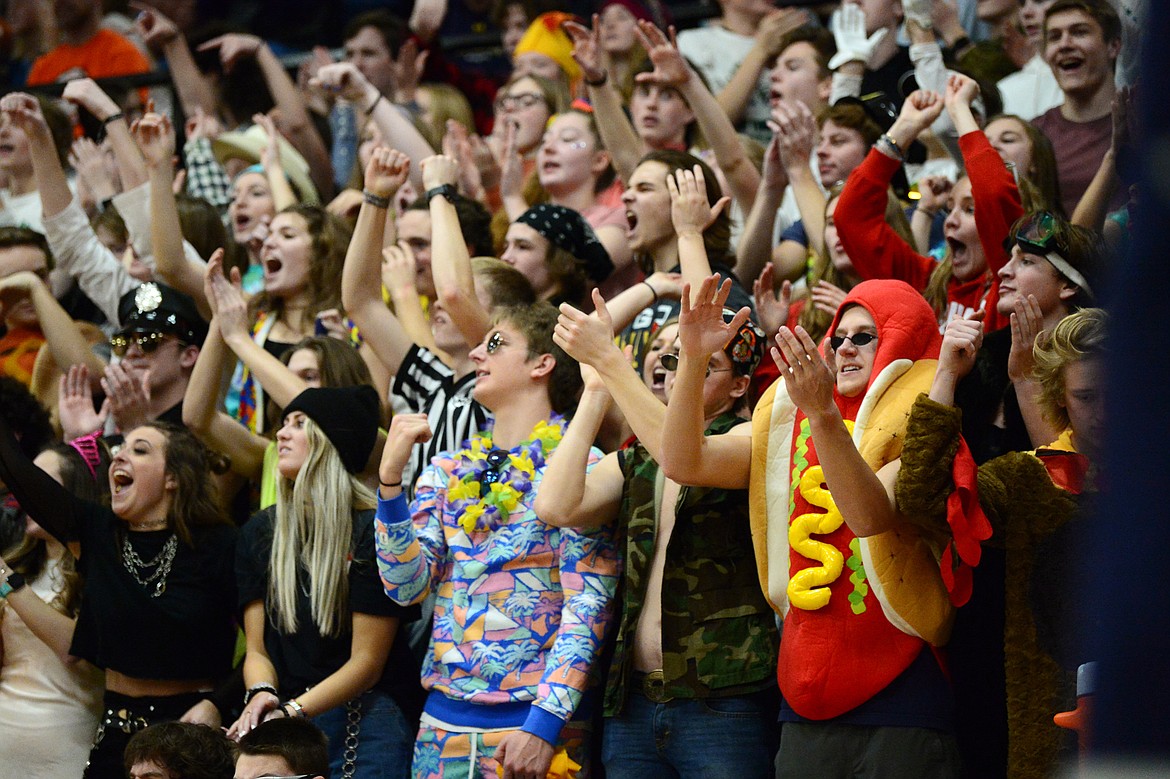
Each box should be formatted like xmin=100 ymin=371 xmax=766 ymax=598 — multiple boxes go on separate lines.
xmin=112 ymin=181 xmax=209 ymax=273
xmin=910 ymin=43 xmax=963 ymax=170
xmin=41 ymin=197 xmax=138 ymax=325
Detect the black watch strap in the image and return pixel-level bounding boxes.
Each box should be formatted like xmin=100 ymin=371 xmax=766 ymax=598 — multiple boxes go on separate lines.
xmin=425 ymin=184 xmax=457 ymax=203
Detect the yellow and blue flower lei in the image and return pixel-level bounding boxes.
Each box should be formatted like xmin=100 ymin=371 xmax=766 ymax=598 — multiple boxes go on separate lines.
xmin=447 ymin=414 xmax=565 ymax=535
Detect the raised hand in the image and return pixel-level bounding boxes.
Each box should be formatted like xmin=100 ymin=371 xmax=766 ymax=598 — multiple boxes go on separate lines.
xmin=58 ymin=364 xmax=110 ymax=441
xmin=252 ymin=112 xmax=283 ymax=171
xmin=757 ymin=8 xmax=812 ymax=59
xmin=889 ymin=89 xmax=945 ymax=147
xmin=70 ymin=137 xmax=117 ymax=205
xmin=197 ymin=33 xmax=264 ymax=74
xmin=937 ymin=310 xmax=984 ymax=384
xmin=390 ymin=37 xmax=428 ymax=103
xmin=809 ymin=280 xmax=848 ymax=317
xmin=0 ymin=92 xmax=48 ymax=136
xmin=917 ymin=175 xmax=953 ymax=217
xmin=61 ymin=77 xmax=121 ymax=121
xmin=753 ymin=263 xmax=792 ymax=337
xmin=311 ymin=62 xmax=372 ymax=104
xmin=668 ymin=165 xmax=729 ymax=237
xmin=772 ymin=325 xmax=836 ymax=416
xmin=678 ymin=275 xmax=750 ymax=359
xmin=130 ymin=111 xmax=176 ymax=170
xmin=203 ymin=249 xmax=250 ymax=342
xmin=553 ymin=289 xmax=622 ymax=368
xmin=944 ymin=72 xmax=980 ymax=113
xmin=101 ymin=362 xmax=151 ymax=434
xmin=380 ymin=413 xmax=432 ymax=492
xmin=420 ymin=154 xmax=458 ymax=192
xmin=769 ymin=100 xmax=817 ymax=173
xmin=563 ymin=16 xmax=605 ymax=84
xmin=1007 ymin=294 xmax=1043 ymax=383
xmin=382 ymin=241 xmax=418 ymax=295
xmin=185 ymin=106 xmax=224 ymax=143
xmin=497 ymin=120 xmax=524 ymax=203
xmin=633 ymin=20 xmax=690 ymax=88
xmin=442 ymin=119 xmax=488 ymax=200
xmin=827 ymin=3 xmax=888 ymax=70
xmin=132 ymin=1 xmax=181 ymax=50
xmin=364 ymin=146 xmax=411 ymax=198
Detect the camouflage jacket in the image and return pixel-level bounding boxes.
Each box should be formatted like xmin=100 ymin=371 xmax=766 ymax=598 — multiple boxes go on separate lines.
xmin=604 ymin=413 xmax=778 ymax=715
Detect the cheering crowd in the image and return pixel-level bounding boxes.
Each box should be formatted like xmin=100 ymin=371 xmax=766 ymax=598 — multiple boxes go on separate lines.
xmin=0 ymin=0 xmax=1137 ymax=777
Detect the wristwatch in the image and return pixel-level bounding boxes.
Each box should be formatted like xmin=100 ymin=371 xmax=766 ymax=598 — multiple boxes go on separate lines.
xmin=425 ymin=184 xmax=457 ymax=204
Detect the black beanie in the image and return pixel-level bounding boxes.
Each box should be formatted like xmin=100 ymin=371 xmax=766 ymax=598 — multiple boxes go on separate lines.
xmin=283 ymin=385 xmax=380 ymax=474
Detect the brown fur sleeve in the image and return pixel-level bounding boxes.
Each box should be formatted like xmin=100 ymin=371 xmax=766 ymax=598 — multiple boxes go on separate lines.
xmin=894 ymin=394 xmax=963 ymax=548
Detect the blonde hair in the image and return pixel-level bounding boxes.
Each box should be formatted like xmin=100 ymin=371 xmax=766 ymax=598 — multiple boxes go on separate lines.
xmin=1032 ymin=307 xmax=1107 ymax=431
xmin=269 ymin=419 xmax=376 ymax=637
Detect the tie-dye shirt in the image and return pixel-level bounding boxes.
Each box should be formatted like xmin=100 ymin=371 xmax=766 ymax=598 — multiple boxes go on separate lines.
xmin=375 ymin=444 xmax=618 ymax=745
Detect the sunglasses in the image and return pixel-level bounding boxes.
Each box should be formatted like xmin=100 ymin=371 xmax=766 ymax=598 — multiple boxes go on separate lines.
xmin=658 ymin=352 xmax=732 ymax=377
xmin=828 ymin=332 xmax=878 ymax=351
xmin=480 ymin=448 xmax=510 ymax=486
xmin=485 ymin=331 xmax=506 ymax=354
xmin=109 ymin=330 xmax=175 ymax=357
xmin=1014 ymin=210 xmax=1060 ymax=256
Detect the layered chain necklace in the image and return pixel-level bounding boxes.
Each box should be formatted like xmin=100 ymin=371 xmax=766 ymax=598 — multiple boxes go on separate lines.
xmin=121 ymin=532 xmax=178 ymax=598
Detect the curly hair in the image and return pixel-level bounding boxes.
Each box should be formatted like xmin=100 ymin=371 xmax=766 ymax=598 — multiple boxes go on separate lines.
xmin=123 ymin=723 xmax=235 ymax=779
xmin=1032 ymin=307 xmax=1107 ymax=431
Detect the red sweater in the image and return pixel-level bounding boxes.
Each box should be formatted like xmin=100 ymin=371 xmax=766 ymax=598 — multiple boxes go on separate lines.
xmin=836 ymin=133 xmax=1023 ymax=332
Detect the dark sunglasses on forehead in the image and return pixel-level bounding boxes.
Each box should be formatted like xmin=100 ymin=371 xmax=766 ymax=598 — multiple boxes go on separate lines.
xmin=829 ymin=332 xmax=878 ymax=351
xmin=109 ymin=330 xmax=176 ymax=358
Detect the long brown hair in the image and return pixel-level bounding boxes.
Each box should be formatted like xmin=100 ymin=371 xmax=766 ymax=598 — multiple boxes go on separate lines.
xmin=144 ymin=422 xmax=231 ymax=546
xmin=248 ymin=205 xmax=353 ymax=324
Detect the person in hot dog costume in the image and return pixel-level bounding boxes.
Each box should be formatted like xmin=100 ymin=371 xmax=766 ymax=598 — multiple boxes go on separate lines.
xmin=660 ymin=277 xmax=966 ymax=774
xmin=896 ymin=307 xmax=1107 ymax=778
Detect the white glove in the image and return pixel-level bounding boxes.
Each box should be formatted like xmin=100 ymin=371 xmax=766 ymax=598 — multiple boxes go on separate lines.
xmin=827 ymin=3 xmax=889 ymax=70
xmin=903 ymin=0 xmax=933 ymax=29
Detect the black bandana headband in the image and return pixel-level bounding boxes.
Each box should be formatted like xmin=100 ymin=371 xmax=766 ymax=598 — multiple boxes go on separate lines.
xmin=514 ymin=203 xmax=614 ymax=282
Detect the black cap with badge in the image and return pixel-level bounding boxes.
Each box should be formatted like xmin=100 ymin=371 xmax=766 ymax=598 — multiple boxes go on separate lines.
xmin=116 ymin=282 xmax=209 ymax=347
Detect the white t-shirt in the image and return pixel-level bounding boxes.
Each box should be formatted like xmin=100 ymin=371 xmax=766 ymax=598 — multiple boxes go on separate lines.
xmin=677 ymin=23 xmax=771 ymax=143
xmin=998 ymin=54 xmax=1064 ymax=121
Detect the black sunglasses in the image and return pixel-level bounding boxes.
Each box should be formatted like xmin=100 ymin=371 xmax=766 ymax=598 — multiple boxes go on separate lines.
xmin=479 ymin=448 xmax=510 ymax=486
xmin=658 ymin=352 xmax=732 ymax=378
xmin=109 ymin=330 xmax=175 ymax=358
xmin=829 ymin=332 xmax=878 ymax=351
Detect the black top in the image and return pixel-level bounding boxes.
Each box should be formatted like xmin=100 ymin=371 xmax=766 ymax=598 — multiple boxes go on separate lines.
xmin=0 ymin=415 xmax=238 ymax=680
xmin=236 ymin=507 xmax=423 ymax=714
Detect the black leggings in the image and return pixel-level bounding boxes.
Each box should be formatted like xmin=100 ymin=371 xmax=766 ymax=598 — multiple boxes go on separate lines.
xmin=85 ymin=690 xmax=207 ymax=779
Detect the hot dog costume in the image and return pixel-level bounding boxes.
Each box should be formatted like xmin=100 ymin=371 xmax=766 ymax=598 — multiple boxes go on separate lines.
xmin=749 ymin=280 xmax=959 ymax=723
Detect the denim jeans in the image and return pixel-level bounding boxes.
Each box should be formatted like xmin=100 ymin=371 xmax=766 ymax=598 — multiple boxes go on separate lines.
xmin=601 ymin=689 xmax=778 ymax=779
xmin=313 ymin=689 xmax=414 ymax=779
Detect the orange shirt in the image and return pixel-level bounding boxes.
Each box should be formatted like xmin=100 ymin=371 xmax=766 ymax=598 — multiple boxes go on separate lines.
xmin=0 ymin=326 xmax=44 ymax=386
xmin=27 ymin=28 xmax=149 ymax=85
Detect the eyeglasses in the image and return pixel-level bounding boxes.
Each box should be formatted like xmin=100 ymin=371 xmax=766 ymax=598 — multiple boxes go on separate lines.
xmin=110 ymin=330 xmax=176 ymax=357
xmin=828 ymin=332 xmax=878 ymax=351
xmin=480 ymin=448 xmax=509 ymax=486
xmin=495 ymin=93 xmax=546 ymax=112
xmin=485 ymin=331 xmax=506 ymax=354
xmin=658 ymin=352 xmax=732 ymax=377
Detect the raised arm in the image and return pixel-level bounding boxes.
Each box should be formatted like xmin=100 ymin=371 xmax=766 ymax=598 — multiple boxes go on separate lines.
xmin=205 ymin=252 xmax=311 ymax=410
xmin=133 ymin=2 xmax=219 ymax=121
xmin=737 ymin=133 xmax=789 ymax=285
xmin=1072 ymin=87 xmax=1131 ymax=230
xmin=774 ymin=101 xmax=826 ymax=256
xmin=135 ymin=112 xmax=211 ymax=308
xmin=252 ymin=112 xmax=298 ymax=211
xmin=199 ymin=33 xmax=333 ymax=201
xmin=534 ymin=363 xmax=624 ymax=529
xmin=62 ymin=78 xmax=148 ymax=191
xmin=182 ymin=310 xmax=268 ymax=480
xmin=948 ymin=74 xmax=1022 ymax=278
xmin=381 ymin=241 xmax=443 ymax=356
xmin=636 ymin=21 xmax=760 ymax=214
xmin=566 ymin=17 xmax=643 ymax=183
xmin=668 ymin=165 xmax=725 ymax=302
xmin=554 ymin=291 xmax=667 ymax=459
xmin=424 ymin=154 xmax=491 ymax=346
xmin=341 ymin=147 xmax=417 ymax=376
xmin=659 ymin=277 xmax=753 ymax=488
xmin=836 ymin=91 xmax=943 ymax=289
xmin=716 ymin=9 xmax=809 ymax=125
xmin=0 ymin=413 xmax=84 ymax=545
xmin=0 ymin=272 xmax=106 ymax=378
xmin=313 ymin=62 xmax=433 ymax=193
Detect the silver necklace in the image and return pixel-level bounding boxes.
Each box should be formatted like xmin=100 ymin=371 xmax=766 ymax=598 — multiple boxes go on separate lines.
xmin=121 ymin=534 xmax=178 ymax=598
